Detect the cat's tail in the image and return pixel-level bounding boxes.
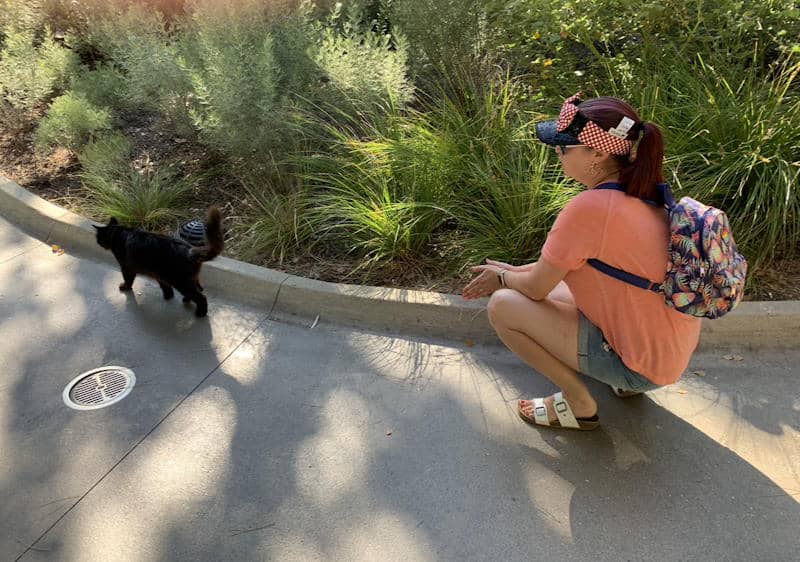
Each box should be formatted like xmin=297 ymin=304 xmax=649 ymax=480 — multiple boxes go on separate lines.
xmin=191 ymin=206 xmax=223 ymax=262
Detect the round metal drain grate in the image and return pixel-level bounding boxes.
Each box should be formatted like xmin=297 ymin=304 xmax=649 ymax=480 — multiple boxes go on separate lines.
xmin=63 ymin=366 xmax=136 ymax=410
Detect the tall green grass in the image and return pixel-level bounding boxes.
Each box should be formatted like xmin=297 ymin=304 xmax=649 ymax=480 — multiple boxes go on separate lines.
xmin=292 ymin=77 xmax=573 ymax=275
xmin=78 ymin=133 xmax=194 ymax=229
xmin=636 ymin=52 xmax=800 ymax=267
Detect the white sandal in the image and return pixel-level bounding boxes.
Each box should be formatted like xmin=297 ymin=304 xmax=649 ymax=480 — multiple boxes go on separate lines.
xmin=518 ymin=392 xmax=599 ymax=431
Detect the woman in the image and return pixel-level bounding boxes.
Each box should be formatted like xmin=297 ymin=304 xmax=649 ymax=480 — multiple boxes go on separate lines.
xmin=462 ymin=94 xmax=701 ymax=430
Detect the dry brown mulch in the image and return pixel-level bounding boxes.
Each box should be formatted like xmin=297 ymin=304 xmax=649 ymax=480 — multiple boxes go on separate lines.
xmin=1 ymin=113 xmax=796 ymax=300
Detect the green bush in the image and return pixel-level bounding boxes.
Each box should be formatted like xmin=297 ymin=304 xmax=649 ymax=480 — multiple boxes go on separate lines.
xmin=389 ymin=0 xmax=489 ymax=97
xmin=487 ymin=0 xmax=800 ymax=103
xmin=299 ymin=106 xmax=458 ymax=266
xmin=68 ymin=63 xmax=127 ymax=109
xmin=77 ymin=131 xmax=197 ymax=230
xmin=0 ymin=26 xmax=79 ymax=111
xmin=34 ymin=91 xmax=113 ymax=151
xmin=86 ymin=5 xmax=192 ymax=113
xmin=179 ymin=3 xmax=286 ymax=169
xmin=236 ymin=186 xmax=316 ymax=265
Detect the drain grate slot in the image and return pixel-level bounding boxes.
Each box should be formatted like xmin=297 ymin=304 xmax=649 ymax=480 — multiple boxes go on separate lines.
xmin=63 ymin=367 xmax=136 ymax=410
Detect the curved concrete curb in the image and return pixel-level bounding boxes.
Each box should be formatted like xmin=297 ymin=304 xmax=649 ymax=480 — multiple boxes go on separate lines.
xmin=2 ymin=176 xmax=798 ymax=349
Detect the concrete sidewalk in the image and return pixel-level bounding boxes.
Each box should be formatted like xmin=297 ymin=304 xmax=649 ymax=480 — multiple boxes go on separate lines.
xmin=1 ymin=216 xmax=798 ymax=561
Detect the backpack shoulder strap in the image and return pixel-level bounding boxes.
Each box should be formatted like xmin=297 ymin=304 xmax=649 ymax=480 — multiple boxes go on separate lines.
xmin=587 ymin=259 xmax=663 ymax=293
xmin=594 ymin=181 xmax=671 ymax=208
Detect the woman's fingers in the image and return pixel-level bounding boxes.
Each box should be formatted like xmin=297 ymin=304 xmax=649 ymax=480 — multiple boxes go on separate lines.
xmin=486 ymin=258 xmax=511 ymax=270
xmin=462 ymin=269 xmax=494 ymax=299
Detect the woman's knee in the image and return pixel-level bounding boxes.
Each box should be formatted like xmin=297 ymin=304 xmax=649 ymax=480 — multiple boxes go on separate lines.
xmin=487 ymin=288 xmax=521 ymax=327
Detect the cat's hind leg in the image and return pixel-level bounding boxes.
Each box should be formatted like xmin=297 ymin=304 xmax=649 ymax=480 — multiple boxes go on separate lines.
xmin=176 ymin=282 xmax=208 ymax=317
xmin=183 ymin=280 xmax=203 ymax=302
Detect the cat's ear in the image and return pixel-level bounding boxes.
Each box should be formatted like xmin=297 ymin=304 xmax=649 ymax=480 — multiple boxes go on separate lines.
xmin=108 ymin=217 xmax=119 ymax=226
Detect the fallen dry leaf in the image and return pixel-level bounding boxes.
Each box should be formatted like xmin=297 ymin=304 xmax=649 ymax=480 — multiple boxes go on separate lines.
xmin=56 ymin=249 xmax=65 ymax=256
xmin=723 ymin=355 xmax=734 ymax=360
xmin=732 ymin=355 xmax=744 ymax=362
xmin=464 ymin=339 xmax=475 ymax=347
xmin=677 ymin=389 xmax=688 ymax=394
xmin=51 ymin=244 xmax=60 ymax=253
xmin=692 ymin=370 xmax=706 ymax=377
xmin=385 ymin=431 xmax=393 ymax=436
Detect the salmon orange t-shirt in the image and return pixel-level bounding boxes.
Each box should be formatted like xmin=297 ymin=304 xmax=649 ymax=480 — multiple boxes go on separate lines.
xmin=541 ymin=188 xmax=701 ymax=385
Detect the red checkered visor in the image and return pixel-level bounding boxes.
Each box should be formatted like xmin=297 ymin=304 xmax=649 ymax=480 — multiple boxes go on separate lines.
xmin=556 ymin=94 xmax=639 ymax=155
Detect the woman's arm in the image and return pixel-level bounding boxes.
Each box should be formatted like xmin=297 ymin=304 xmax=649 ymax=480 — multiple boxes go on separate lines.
xmin=501 ymin=258 xmax=568 ymax=301
xmin=485 ymin=259 xmax=536 ymax=272
xmin=463 ymin=258 xmax=567 ymax=301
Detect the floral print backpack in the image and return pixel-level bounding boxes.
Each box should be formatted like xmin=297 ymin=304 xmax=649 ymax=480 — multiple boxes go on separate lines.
xmin=588 ymin=182 xmax=748 ymax=319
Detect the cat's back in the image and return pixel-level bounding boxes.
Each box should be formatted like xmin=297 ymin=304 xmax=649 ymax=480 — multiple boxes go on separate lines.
xmin=114 ymin=227 xmax=192 ymax=268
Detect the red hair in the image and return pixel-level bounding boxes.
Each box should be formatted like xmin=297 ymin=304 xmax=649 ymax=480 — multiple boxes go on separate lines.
xmin=578 ymin=97 xmax=664 ymax=201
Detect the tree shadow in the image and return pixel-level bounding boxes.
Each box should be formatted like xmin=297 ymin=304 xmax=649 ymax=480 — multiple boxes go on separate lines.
xmin=25 ymin=321 xmax=795 ymax=560
xmin=0 ymin=237 xmax=264 ymax=560
xmin=5 ymin=219 xmax=798 ymax=561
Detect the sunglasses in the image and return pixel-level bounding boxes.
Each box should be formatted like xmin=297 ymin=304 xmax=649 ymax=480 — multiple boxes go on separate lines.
xmin=555 ymin=145 xmax=581 ymax=155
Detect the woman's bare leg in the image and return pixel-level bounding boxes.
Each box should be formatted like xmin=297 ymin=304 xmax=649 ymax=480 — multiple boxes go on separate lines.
xmin=487 ymin=287 xmax=596 ymax=420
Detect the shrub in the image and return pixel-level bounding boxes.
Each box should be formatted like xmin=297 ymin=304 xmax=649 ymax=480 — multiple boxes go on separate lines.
xmin=486 ymin=0 xmax=800 ymax=104
xmin=68 ymin=63 xmax=127 ymax=109
xmin=0 ymin=26 xmax=79 ymax=111
xmin=311 ymin=2 xmax=413 ymax=114
xmin=236 ymin=186 xmax=316 ymax=265
xmin=85 ymin=5 xmax=191 ymax=113
xmin=34 ymin=91 xmax=113 ymax=151
xmin=179 ymin=3 xmax=286 ymax=169
xmin=299 ymin=105 xmax=459 ymax=267
xmin=389 ymin=0 xmax=489 ymax=98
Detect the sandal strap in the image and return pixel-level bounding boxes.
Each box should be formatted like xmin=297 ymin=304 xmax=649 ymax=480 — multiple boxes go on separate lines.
xmin=532 ymin=397 xmax=549 ymax=426
xmin=552 ymin=392 xmax=580 ymax=428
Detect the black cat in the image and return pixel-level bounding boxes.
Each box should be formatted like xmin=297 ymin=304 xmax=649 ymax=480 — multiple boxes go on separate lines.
xmin=93 ymin=207 xmax=223 ymax=317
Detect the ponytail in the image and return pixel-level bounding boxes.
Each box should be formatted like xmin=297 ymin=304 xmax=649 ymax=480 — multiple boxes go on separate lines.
xmin=618 ymin=122 xmax=665 ymax=202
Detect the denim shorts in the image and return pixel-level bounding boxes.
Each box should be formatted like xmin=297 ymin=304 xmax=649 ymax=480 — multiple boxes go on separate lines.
xmin=577 ymin=313 xmax=661 ymax=392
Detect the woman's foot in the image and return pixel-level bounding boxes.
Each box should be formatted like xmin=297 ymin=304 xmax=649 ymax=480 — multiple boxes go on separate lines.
xmin=518 ymin=393 xmax=597 ymax=423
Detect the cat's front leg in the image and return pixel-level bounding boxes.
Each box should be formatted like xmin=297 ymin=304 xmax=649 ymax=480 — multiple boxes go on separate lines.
xmin=159 ymin=281 xmax=175 ymax=300
xmin=119 ymin=268 xmax=136 ymax=291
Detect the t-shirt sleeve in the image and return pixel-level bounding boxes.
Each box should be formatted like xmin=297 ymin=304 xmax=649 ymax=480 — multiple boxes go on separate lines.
xmin=540 ymin=191 xmax=607 ymax=271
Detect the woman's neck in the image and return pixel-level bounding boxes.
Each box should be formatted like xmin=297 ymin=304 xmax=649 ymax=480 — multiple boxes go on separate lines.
xmin=589 ymin=170 xmax=621 ymax=188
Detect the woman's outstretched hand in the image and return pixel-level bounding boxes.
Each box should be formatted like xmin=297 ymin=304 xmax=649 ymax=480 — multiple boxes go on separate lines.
xmin=462 ymin=262 xmax=504 ymax=300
